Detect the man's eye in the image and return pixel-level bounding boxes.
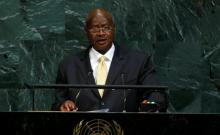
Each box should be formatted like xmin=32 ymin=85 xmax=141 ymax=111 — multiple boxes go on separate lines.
xmin=93 ymin=28 xmax=99 ymax=31
xmin=89 ymin=26 xmax=112 ymax=33
xmin=103 ymin=26 xmax=110 ymax=30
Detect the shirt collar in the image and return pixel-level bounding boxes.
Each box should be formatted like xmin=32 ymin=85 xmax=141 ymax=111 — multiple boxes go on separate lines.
xmin=90 ymin=43 xmax=115 ymax=62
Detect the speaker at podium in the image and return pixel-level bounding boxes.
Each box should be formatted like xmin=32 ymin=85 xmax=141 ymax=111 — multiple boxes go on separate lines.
xmin=28 ymin=84 xmax=168 ymax=112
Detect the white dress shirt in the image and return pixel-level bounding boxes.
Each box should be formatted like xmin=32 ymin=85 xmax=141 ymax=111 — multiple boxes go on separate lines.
xmin=89 ymin=44 xmax=115 ymax=82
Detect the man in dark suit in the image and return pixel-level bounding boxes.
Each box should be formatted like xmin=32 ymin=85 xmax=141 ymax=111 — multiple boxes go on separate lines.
xmin=52 ymin=8 xmax=167 ymax=112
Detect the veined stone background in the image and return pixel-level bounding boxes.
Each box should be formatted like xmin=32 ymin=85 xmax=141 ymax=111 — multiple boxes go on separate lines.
xmin=0 ymin=0 xmax=219 ymax=112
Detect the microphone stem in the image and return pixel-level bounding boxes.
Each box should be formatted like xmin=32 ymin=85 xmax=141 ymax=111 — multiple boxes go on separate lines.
xmin=121 ymin=73 xmax=126 ymax=112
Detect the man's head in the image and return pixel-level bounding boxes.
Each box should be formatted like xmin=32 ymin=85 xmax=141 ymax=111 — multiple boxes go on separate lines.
xmin=85 ymin=8 xmax=115 ymax=54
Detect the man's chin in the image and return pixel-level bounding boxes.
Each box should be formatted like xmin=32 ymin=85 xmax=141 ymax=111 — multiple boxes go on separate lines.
xmin=94 ymin=44 xmax=111 ymax=54
xmin=94 ymin=43 xmax=108 ymax=49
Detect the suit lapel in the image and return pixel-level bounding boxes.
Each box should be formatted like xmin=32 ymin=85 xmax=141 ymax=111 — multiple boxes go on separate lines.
xmin=102 ymin=45 xmax=127 ymax=99
xmin=80 ymin=48 xmax=101 ymax=98
xmin=106 ymin=45 xmax=126 ymax=85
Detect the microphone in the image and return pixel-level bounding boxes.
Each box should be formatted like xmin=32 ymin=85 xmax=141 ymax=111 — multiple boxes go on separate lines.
xmin=74 ymin=69 xmax=93 ymax=111
xmin=72 ymin=90 xmax=80 ymax=112
xmin=121 ymin=73 xmax=126 ymax=112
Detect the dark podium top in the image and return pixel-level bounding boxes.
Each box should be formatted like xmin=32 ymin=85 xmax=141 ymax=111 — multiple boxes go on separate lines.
xmin=1 ymin=112 xmax=220 ymax=135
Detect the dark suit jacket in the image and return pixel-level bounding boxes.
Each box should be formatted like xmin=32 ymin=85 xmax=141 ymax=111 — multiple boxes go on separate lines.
xmin=52 ymin=44 xmax=166 ymax=112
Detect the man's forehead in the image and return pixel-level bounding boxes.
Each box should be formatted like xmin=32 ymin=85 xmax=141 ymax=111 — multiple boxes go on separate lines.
xmin=86 ymin=8 xmax=114 ymax=28
xmin=96 ymin=11 xmax=103 ymax=16
xmin=91 ymin=15 xmax=108 ymax=23
xmin=88 ymin=15 xmax=113 ymax=26
xmin=89 ymin=11 xmax=111 ymax=21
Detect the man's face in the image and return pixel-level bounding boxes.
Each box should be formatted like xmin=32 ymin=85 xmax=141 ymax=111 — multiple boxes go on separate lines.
xmin=86 ymin=14 xmax=115 ymax=53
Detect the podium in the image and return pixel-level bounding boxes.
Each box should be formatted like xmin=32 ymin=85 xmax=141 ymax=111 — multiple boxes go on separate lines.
xmin=29 ymin=84 xmax=169 ymax=112
xmin=1 ymin=84 xmax=219 ymax=134
xmin=1 ymin=112 xmax=220 ymax=135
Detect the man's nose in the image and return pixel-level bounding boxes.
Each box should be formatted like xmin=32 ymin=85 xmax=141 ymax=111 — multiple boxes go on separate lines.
xmin=96 ymin=28 xmax=105 ymax=35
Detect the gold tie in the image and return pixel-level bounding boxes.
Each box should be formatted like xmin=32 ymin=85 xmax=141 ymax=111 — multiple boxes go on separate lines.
xmin=96 ymin=56 xmax=107 ymax=98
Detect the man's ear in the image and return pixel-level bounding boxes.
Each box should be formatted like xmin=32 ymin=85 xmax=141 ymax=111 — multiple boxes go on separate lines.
xmin=113 ymin=27 xmax=116 ymax=36
xmin=113 ymin=24 xmax=116 ymax=32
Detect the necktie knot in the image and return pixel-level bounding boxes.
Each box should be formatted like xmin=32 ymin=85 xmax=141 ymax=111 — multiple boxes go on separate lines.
xmin=99 ymin=55 xmax=106 ymax=62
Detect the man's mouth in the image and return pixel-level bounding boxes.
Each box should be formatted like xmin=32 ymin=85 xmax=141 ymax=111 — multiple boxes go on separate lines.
xmin=96 ymin=38 xmax=107 ymax=44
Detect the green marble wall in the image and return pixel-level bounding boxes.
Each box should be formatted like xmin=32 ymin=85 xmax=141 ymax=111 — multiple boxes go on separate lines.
xmin=0 ymin=0 xmax=220 ymax=112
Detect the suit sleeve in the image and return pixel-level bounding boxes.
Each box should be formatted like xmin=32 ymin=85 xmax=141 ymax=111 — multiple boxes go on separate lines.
xmin=51 ymin=62 xmax=69 ymax=111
